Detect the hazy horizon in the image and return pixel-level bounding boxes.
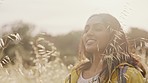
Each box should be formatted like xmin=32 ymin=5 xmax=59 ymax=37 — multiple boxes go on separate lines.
xmin=0 ymin=0 xmax=148 ymax=35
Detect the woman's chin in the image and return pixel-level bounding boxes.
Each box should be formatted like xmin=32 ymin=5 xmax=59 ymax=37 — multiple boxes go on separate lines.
xmin=85 ymin=47 xmax=97 ymax=53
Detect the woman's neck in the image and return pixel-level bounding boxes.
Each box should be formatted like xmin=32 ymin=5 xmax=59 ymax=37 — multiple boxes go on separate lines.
xmin=83 ymin=52 xmax=103 ymax=79
xmin=91 ymin=52 xmax=103 ymax=72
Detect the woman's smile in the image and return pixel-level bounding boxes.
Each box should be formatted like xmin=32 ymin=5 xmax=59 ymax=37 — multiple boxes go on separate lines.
xmin=86 ymin=39 xmax=96 ymax=45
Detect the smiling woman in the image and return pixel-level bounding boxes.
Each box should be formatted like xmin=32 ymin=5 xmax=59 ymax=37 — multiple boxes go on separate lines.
xmin=82 ymin=23 xmax=110 ymax=53
xmin=65 ymin=13 xmax=146 ymax=83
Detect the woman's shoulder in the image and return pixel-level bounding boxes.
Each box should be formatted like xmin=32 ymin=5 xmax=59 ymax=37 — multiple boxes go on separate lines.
xmin=64 ymin=63 xmax=81 ymax=83
xmin=111 ymin=63 xmax=145 ymax=83
xmin=64 ymin=67 xmax=80 ymax=83
xmin=125 ymin=67 xmax=144 ymax=82
xmin=65 ymin=61 xmax=87 ymax=83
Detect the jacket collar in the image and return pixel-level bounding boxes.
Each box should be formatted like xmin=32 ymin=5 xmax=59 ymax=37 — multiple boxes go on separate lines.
xmin=69 ymin=62 xmax=132 ymax=83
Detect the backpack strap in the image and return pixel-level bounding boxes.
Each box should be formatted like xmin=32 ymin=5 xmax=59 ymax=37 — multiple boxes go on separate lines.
xmin=118 ymin=66 xmax=128 ymax=83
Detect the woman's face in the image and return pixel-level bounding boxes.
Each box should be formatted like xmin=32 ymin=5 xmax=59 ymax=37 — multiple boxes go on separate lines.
xmin=82 ymin=23 xmax=111 ymax=53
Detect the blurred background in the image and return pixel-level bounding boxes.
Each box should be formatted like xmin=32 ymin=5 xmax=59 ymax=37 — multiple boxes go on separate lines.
xmin=0 ymin=0 xmax=148 ymax=83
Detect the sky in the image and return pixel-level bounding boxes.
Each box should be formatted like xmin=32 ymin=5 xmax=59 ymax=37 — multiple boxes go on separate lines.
xmin=0 ymin=0 xmax=148 ymax=35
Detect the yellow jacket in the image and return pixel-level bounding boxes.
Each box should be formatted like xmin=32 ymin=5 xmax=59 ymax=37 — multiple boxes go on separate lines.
xmin=65 ymin=63 xmax=144 ymax=83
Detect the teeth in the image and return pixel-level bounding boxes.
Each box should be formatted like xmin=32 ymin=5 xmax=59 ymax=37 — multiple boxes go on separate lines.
xmin=88 ymin=40 xmax=95 ymax=42
xmin=86 ymin=39 xmax=96 ymax=44
xmin=87 ymin=39 xmax=95 ymax=42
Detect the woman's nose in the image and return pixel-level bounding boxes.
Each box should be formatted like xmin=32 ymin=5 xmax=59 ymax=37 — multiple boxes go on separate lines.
xmin=86 ymin=29 xmax=94 ymax=36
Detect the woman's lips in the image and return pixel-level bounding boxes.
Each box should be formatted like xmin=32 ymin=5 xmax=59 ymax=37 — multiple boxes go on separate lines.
xmin=86 ymin=39 xmax=96 ymax=45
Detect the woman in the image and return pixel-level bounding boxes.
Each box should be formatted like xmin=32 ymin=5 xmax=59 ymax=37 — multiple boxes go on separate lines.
xmin=65 ymin=13 xmax=146 ymax=83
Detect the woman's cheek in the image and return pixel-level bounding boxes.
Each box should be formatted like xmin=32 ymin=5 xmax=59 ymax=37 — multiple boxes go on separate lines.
xmin=99 ymin=33 xmax=110 ymax=49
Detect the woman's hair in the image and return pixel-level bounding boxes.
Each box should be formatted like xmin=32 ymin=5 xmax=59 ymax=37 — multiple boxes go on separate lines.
xmin=77 ymin=13 xmax=146 ymax=82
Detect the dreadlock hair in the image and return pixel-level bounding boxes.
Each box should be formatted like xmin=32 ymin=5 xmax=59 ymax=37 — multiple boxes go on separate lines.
xmin=77 ymin=13 xmax=146 ymax=82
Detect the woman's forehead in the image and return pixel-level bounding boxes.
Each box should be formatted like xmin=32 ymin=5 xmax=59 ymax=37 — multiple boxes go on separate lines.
xmin=85 ymin=23 xmax=106 ymax=28
xmin=86 ymin=16 xmax=105 ymax=25
xmin=86 ymin=14 xmax=121 ymax=30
